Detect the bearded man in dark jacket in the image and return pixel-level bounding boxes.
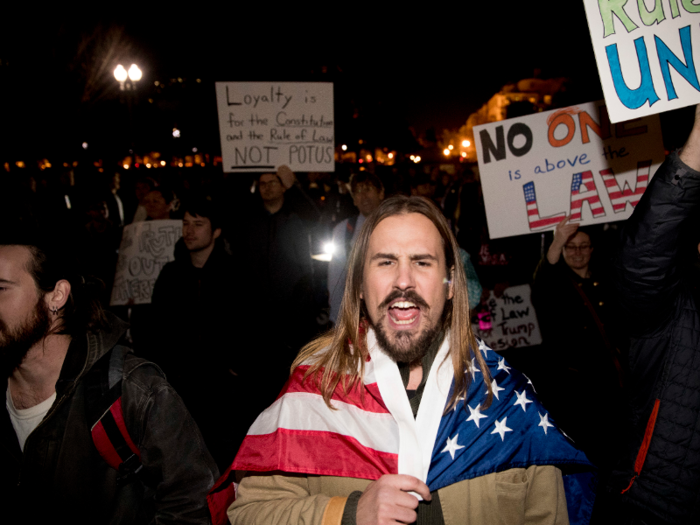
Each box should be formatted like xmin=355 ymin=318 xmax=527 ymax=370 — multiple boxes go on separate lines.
xmin=605 ymin=105 xmax=700 ymax=525
xmin=0 ymin=233 xmax=218 ymax=524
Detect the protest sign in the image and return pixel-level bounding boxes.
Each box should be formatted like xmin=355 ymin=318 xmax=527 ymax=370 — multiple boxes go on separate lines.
xmin=472 ymin=284 xmax=542 ymax=351
xmin=473 ymin=100 xmax=665 ymax=239
xmin=110 ymin=220 xmax=182 ymax=306
xmin=215 ymin=82 xmax=334 ymax=173
xmin=582 ymin=0 xmax=700 ymax=123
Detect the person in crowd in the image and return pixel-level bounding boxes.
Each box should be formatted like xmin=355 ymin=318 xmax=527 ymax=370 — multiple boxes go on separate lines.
xmin=531 ymin=217 xmax=626 ymax=488
xmin=0 ymin=232 xmax=218 ymax=524
xmin=602 ymin=106 xmax=700 ymax=524
xmin=143 ymin=186 xmax=176 ymax=221
xmin=236 ymin=169 xmax=314 ymax=399
xmin=149 ymin=198 xmax=241 ymax=472
xmin=131 ymin=176 xmax=157 ymax=223
xmin=228 ymin=196 xmax=592 ymax=525
xmin=327 ymin=172 xmax=385 ymax=323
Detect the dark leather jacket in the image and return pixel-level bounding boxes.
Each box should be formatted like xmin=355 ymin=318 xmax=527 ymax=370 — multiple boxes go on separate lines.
xmin=0 ymin=312 xmax=219 ymax=524
xmin=610 ymin=152 xmax=700 ymax=524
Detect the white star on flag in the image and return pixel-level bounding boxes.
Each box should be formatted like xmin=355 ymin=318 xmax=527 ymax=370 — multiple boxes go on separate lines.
xmin=466 ymin=403 xmax=488 ymax=428
xmin=441 ymin=434 xmax=465 ymax=460
xmin=478 ymin=339 xmax=490 ymax=356
xmin=470 ymin=358 xmax=481 ymax=380
xmin=497 ymin=358 xmax=511 ymax=374
xmin=488 ymin=379 xmax=505 ymax=400
xmin=539 ymin=412 xmax=555 ymax=435
xmin=514 ymin=390 xmax=533 ymax=412
xmin=491 ymin=417 xmax=513 ymax=441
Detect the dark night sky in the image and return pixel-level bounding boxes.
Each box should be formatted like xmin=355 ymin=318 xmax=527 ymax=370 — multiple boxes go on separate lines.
xmin=8 ymin=2 xmax=690 ymax=160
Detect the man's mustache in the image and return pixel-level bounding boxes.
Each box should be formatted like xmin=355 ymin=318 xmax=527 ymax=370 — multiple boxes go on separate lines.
xmin=378 ymin=290 xmax=429 ymax=310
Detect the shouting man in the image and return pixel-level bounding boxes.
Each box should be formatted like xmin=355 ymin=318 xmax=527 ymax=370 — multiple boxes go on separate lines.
xmin=228 ymin=196 xmax=592 ymax=525
xmin=0 ymin=233 xmax=218 ymax=524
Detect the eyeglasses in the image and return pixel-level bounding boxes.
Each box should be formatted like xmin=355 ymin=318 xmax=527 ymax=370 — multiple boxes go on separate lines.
xmin=564 ymin=244 xmax=592 ymax=253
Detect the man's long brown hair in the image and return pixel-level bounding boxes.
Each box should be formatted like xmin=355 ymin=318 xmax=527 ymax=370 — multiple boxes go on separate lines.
xmin=294 ymin=195 xmax=492 ymax=412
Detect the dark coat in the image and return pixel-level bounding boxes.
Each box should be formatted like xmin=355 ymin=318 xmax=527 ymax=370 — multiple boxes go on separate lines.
xmin=531 ymin=257 xmax=626 ymax=472
xmin=609 ymin=153 xmax=700 ymax=524
xmin=0 ymin=313 xmax=218 ymax=524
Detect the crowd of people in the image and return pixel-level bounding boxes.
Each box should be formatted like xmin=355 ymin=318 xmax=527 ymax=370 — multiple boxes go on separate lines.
xmin=3 ymin=107 xmax=700 ymax=524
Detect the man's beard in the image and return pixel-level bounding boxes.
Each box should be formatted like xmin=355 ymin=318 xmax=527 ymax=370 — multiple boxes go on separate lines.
xmin=368 ymin=289 xmax=441 ymax=364
xmin=0 ymin=299 xmax=51 ymax=377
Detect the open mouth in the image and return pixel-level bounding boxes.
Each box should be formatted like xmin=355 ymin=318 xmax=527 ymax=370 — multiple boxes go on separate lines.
xmin=388 ymin=300 xmax=421 ymax=326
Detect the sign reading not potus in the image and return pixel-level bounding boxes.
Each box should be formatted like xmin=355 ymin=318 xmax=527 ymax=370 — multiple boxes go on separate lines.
xmin=582 ymin=0 xmax=700 ymax=123
xmin=110 ymin=220 xmax=182 ymax=306
xmin=215 ymin=82 xmax=334 ymax=173
xmin=473 ymin=101 xmax=664 ymax=239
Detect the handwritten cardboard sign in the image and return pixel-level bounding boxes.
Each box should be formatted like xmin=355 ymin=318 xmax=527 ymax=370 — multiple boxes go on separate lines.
xmin=215 ymin=82 xmax=334 ymax=173
xmin=472 ymin=284 xmax=542 ymax=351
xmin=110 ymin=220 xmax=182 ymax=306
xmin=473 ymin=100 xmax=665 ymax=239
xmin=582 ymin=0 xmax=700 ymax=123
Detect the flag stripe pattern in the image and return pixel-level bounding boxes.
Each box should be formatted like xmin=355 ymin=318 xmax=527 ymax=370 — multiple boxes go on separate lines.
xmin=570 ymin=171 xmax=605 ymax=221
xmin=232 ymin=362 xmax=400 ymax=479
xmin=600 ymin=160 xmax=651 ymax=212
xmin=233 ymin=341 xmax=591 ymax=488
xmin=523 ymin=182 xmax=566 ymax=231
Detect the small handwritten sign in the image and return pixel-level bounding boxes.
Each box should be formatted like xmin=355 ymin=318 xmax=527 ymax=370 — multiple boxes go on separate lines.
xmin=473 ymin=284 xmax=542 ymax=351
xmin=215 ymin=82 xmax=334 ymax=173
xmin=582 ymin=0 xmax=700 ymax=123
xmin=110 ymin=220 xmax=182 ymax=306
xmin=473 ymin=100 xmax=665 ymax=239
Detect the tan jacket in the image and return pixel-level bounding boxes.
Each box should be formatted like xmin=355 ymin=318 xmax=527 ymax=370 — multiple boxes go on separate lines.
xmin=228 ymin=464 xmax=569 ymax=525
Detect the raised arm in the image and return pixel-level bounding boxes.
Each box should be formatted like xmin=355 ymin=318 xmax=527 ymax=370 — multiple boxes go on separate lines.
xmin=615 ymin=106 xmax=700 ymax=333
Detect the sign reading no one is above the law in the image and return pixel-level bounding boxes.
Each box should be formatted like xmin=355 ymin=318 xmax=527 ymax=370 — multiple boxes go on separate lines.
xmin=582 ymin=0 xmax=700 ymax=123
xmin=215 ymin=82 xmax=334 ymax=173
xmin=473 ymin=100 xmax=665 ymax=239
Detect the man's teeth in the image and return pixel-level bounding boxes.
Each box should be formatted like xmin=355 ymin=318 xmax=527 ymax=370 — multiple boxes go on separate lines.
xmin=391 ymin=317 xmax=417 ymax=325
xmin=391 ymin=301 xmax=416 ymax=309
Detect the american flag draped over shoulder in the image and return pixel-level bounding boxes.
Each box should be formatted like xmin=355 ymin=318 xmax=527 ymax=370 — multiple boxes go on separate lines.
xmin=232 ymin=332 xmax=595 ymax=524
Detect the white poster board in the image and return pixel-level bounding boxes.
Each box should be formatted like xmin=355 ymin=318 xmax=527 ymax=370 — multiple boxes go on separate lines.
xmin=582 ymin=0 xmax=700 ymax=123
xmin=215 ymin=82 xmax=334 ymax=173
xmin=473 ymin=100 xmax=665 ymax=239
xmin=472 ymin=284 xmax=542 ymax=351
xmin=110 ymin=220 xmax=182 ymax=306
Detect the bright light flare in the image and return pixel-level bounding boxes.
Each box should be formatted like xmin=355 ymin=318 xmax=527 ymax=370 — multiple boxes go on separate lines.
xmin=172 ymin=128 xmax=181 ymax=138
xmin=443 ymin=148 xmax=450 ymax=156
xmin=462 ymin=139 xmax=471 ymax=147
xmin=128 ymin=64 xmax=142 ymax=81
xmin=114 ymin=65 xmax=128 ymax=82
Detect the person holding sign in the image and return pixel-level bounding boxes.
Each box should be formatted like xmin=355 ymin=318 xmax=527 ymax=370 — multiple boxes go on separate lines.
xmin=604 ymin=106 xmax=700 ymax=525
xmin=532 ymin=217 xmax=627 ymax=492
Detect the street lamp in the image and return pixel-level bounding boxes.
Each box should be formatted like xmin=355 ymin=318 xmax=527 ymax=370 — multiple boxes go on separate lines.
xmin=114 ymin=63 xmax=142 ymax=91
xmin=114 ymin=63 xmax=143 ymax=155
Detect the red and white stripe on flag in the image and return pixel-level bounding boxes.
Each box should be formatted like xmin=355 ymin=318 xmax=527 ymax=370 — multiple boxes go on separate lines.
xmin=232 ymin=365 xmax=400 ymax=480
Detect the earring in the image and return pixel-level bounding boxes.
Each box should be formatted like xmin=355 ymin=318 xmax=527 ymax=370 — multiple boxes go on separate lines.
xmin=50 ymin=306 xmax=58 ymax=315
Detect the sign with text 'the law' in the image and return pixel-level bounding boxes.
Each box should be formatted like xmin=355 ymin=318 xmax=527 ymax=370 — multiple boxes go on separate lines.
xmin=582 ymin=0 xmax=700 ymax=123
xmin=215 ymin=82 xmax=334 ymax=173
xmin=473 ymin=101 xmax=665 ymax=239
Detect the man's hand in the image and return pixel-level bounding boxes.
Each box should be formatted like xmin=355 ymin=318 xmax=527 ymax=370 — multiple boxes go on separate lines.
xmin=277 ymin=165 xmax=296 ymax=189
xmin=546 ymin=216 xmax=578 ymax=265
xmin=356 ymin=474 xmax=431 ymax=525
